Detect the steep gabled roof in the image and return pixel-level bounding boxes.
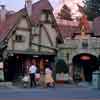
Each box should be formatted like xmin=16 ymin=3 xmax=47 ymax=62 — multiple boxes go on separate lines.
xmin=0 ymin=9 xmax=26 ymax=42
xmin=58 ymin=24 xmax=80 ymax=38
xmin=31 ymin=0 xmax=53 ymax=24
xmin=0 ymin=0 xmax=53 ymax=42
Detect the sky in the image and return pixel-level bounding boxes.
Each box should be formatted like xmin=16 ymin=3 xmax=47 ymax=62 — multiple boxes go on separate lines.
xmin=53 ymin=0 xmax=84 ymax=18
xmin=0 ymin=0 xmax=58 ymax=11
xmin=0 ymin=0 xmax=84 ymax=18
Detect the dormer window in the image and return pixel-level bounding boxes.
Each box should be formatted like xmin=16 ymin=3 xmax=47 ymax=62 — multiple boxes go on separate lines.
xmin=41 ymin=10 xmax=51 ymax=23
xmin=32 ymin=25 xmax=39 ymax=34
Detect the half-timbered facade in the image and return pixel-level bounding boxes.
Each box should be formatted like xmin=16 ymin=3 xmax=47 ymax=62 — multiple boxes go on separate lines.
xmin=0 ymin=0 xmax=63 ymax=81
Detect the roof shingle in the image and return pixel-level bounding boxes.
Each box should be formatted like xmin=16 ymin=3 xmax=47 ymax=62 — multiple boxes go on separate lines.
xmin=57 ymin=19 xmax=93 ymax=39
xmin=93 ymin=17 xmax=100 ymax=36
xmin=0 ymin=0 xmax=52 ymax=42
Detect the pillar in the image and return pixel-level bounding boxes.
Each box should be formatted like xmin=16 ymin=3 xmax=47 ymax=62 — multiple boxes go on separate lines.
xmin=68 ymin=63 xmax=74 ymax=81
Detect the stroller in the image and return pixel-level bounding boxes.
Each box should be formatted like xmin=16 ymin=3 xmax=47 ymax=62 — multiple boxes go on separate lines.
xmin=22 ymin=74 xmax=30 ymax=88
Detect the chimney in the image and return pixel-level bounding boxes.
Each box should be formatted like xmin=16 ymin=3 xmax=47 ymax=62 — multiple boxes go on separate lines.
xmin=25 ymin=0 xmax=32 ymax=17
xmin=0 ymin=5 xmax=7 ymax=23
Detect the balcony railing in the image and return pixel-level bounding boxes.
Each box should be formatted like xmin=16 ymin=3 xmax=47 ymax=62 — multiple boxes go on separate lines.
xmin=58 ymin=38 xmax=100 ymax=49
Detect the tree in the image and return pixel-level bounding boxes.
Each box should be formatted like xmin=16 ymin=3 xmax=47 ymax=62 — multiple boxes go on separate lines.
xmin=84 ymin=0 xmax=100 ymax=21
xmin=77 ymin=4 xmax=86 ymax=15
xmin=58 ymin=4 xmax=72 ymax=20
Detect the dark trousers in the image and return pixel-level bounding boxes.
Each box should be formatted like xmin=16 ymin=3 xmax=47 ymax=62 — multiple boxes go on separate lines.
xmin=30 ymin=73 xmax=36 ymax=87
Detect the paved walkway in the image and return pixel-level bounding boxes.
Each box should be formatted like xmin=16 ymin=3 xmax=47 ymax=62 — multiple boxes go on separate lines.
xmin=0 ymin=82 xmax=100 ymax=99
xmin=0 ymin=84 xmax=100 ymax=98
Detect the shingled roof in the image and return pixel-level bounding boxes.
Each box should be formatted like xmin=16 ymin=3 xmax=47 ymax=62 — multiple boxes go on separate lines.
xmin=0 ymin=0 xmax=53 ymax=42
xmin=0 ymin=9 xmax=26 ymax=42
xmin=31 ymin=0 xmax=53 ymax=24
xmin=57 ymin=19 xmax=93 ymax=38
xmin=93 ymin=16 xmax=100 ymax=36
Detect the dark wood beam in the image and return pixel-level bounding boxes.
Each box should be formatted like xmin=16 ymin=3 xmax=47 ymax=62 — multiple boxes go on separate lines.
xmin=16 ymin=27 xmax=31 ymax=31
xmin=38 ymin=24 xmax=42 ymax=52
xmin=31 ymin=42 xmax=58 ymax=50
xmin=42 ymin=24 xmax=54 ymax=46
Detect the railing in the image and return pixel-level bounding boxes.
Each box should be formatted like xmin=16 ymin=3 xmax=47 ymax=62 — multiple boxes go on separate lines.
xmin=58 ymin=38 xmax=100 ymax=49
xmin=58 ymin=39 xmax=79 ymax=48
xmin=90 ymin=38 xmax=100 ymax=48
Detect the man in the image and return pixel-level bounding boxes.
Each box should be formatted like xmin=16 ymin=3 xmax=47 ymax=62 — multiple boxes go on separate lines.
xmin=29 ymin=60 xmax=37 ymax=87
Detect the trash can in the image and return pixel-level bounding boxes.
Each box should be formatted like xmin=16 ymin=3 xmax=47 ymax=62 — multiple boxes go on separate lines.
xmin=92 ymin=71 xmax=100 ymax=89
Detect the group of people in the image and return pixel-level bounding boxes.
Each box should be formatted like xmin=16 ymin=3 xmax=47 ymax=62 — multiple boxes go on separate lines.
xmin=22 ymin=59 xmax=55 ymax=88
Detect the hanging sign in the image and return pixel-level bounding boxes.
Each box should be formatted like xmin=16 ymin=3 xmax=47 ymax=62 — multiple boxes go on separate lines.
xmin=80 ymin=55 xmax=90 ymax=60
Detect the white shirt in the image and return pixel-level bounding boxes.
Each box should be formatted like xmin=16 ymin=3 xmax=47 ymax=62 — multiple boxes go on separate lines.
xmin=29 ymin=65 xmax=37 ymax=74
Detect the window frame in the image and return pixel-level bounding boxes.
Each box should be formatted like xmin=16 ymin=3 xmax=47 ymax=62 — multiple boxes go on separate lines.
xmin=15 ymin=35 xmax=25 ymax=42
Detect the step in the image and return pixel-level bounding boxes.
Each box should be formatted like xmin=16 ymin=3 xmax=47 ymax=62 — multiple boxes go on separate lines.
xmin=0 ymin=82 xmax=12 ymax=87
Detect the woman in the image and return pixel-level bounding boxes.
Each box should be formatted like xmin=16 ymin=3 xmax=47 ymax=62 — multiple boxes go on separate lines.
xmin=45 ymin=66 xmax=55 ymax=88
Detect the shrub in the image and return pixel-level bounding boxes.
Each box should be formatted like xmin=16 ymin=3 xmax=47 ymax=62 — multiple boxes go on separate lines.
xmin=56 ymin=59 xmax=68 ymax=73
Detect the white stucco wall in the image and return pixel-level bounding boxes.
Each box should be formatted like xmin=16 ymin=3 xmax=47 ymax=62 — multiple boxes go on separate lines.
xmin=14 ymin=30 xmax=30 ymax=50
xmin=41 ymin=27 xmax=51 ymax=47
xmin=43 ymin=24 xmax=57 ymax=47
xmin=7 ymin=17 xmax=31 ymax=51
xmin=17 ymin=18 xmax=29 ymax=28
xmin=58 ymin=37 xmax=100 ymax=64
xmin=8 ymin=38 xmax=12 ymax=50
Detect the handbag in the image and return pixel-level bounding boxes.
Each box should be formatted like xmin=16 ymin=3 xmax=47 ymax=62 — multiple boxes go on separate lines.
xmin=35 ymin=73 xmax=40 ymax=80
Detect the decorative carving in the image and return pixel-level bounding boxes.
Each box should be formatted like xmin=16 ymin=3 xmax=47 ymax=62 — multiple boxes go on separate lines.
xmin=79 ymin=15 xmax=90 ymax=38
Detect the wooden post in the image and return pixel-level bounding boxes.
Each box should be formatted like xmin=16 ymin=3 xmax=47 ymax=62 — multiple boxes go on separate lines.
xmin=39 ymin=59 xmax=45 ymax=87
xmin=69 ymin=64 xmax=74 ymax=81
xmin=80 ymin=67 xmax=85 ymax=81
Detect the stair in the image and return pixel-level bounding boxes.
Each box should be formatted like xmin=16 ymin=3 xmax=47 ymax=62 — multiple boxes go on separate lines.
xmin=0 ymin=82 xmax=12 ymax=88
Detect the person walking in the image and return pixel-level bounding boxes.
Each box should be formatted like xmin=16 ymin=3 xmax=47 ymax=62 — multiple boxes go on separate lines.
xmin=45 ymin=66 xmax=55 ymax=88
xmin=29 ymin=60 xmax=37 ymax=88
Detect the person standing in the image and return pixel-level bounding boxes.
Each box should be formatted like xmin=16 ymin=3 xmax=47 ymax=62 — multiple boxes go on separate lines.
xmin=29 ymin=59 xmax=37 ymax=87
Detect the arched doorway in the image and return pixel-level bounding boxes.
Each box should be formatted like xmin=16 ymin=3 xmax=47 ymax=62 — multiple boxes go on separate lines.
xmin=72 ymin=53 xmax=99 ymax=82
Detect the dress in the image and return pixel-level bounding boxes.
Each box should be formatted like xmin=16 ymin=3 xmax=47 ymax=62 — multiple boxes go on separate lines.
xmin=45 ymin=68 xmax=54 ymax=84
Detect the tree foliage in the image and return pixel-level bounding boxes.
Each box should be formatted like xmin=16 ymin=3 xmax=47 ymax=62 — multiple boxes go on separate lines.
xmin=56 ymin=59 xmax=68 ymax=73
xmin=84 ymin=0 xmax=100 ymax=21
xmin=58 ymin=4 xmax=72 ymax=20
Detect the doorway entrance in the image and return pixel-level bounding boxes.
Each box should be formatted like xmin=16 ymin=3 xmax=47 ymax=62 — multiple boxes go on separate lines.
xmin=72 ymin=53 xmax=99 ymax=82
xmin=4 ymin=53 xmax=55 ymax=81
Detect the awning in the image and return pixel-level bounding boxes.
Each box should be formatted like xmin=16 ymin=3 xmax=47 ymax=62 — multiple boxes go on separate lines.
xmin=7 ymin=50 xmax=56 ymax=56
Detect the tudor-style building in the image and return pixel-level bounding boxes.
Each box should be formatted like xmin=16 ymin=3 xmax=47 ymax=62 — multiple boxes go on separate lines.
xmin=56 ymin=17 xmax=100 ymax=82
xmin=1 ymin=0 xmax=100 ymax=83
xmin=0 ymin=0 xmax=63 ymax=81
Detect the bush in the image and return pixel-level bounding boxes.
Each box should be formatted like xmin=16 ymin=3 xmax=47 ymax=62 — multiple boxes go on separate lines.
xmin=56 ymin=59 xmax=68 ymax=73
